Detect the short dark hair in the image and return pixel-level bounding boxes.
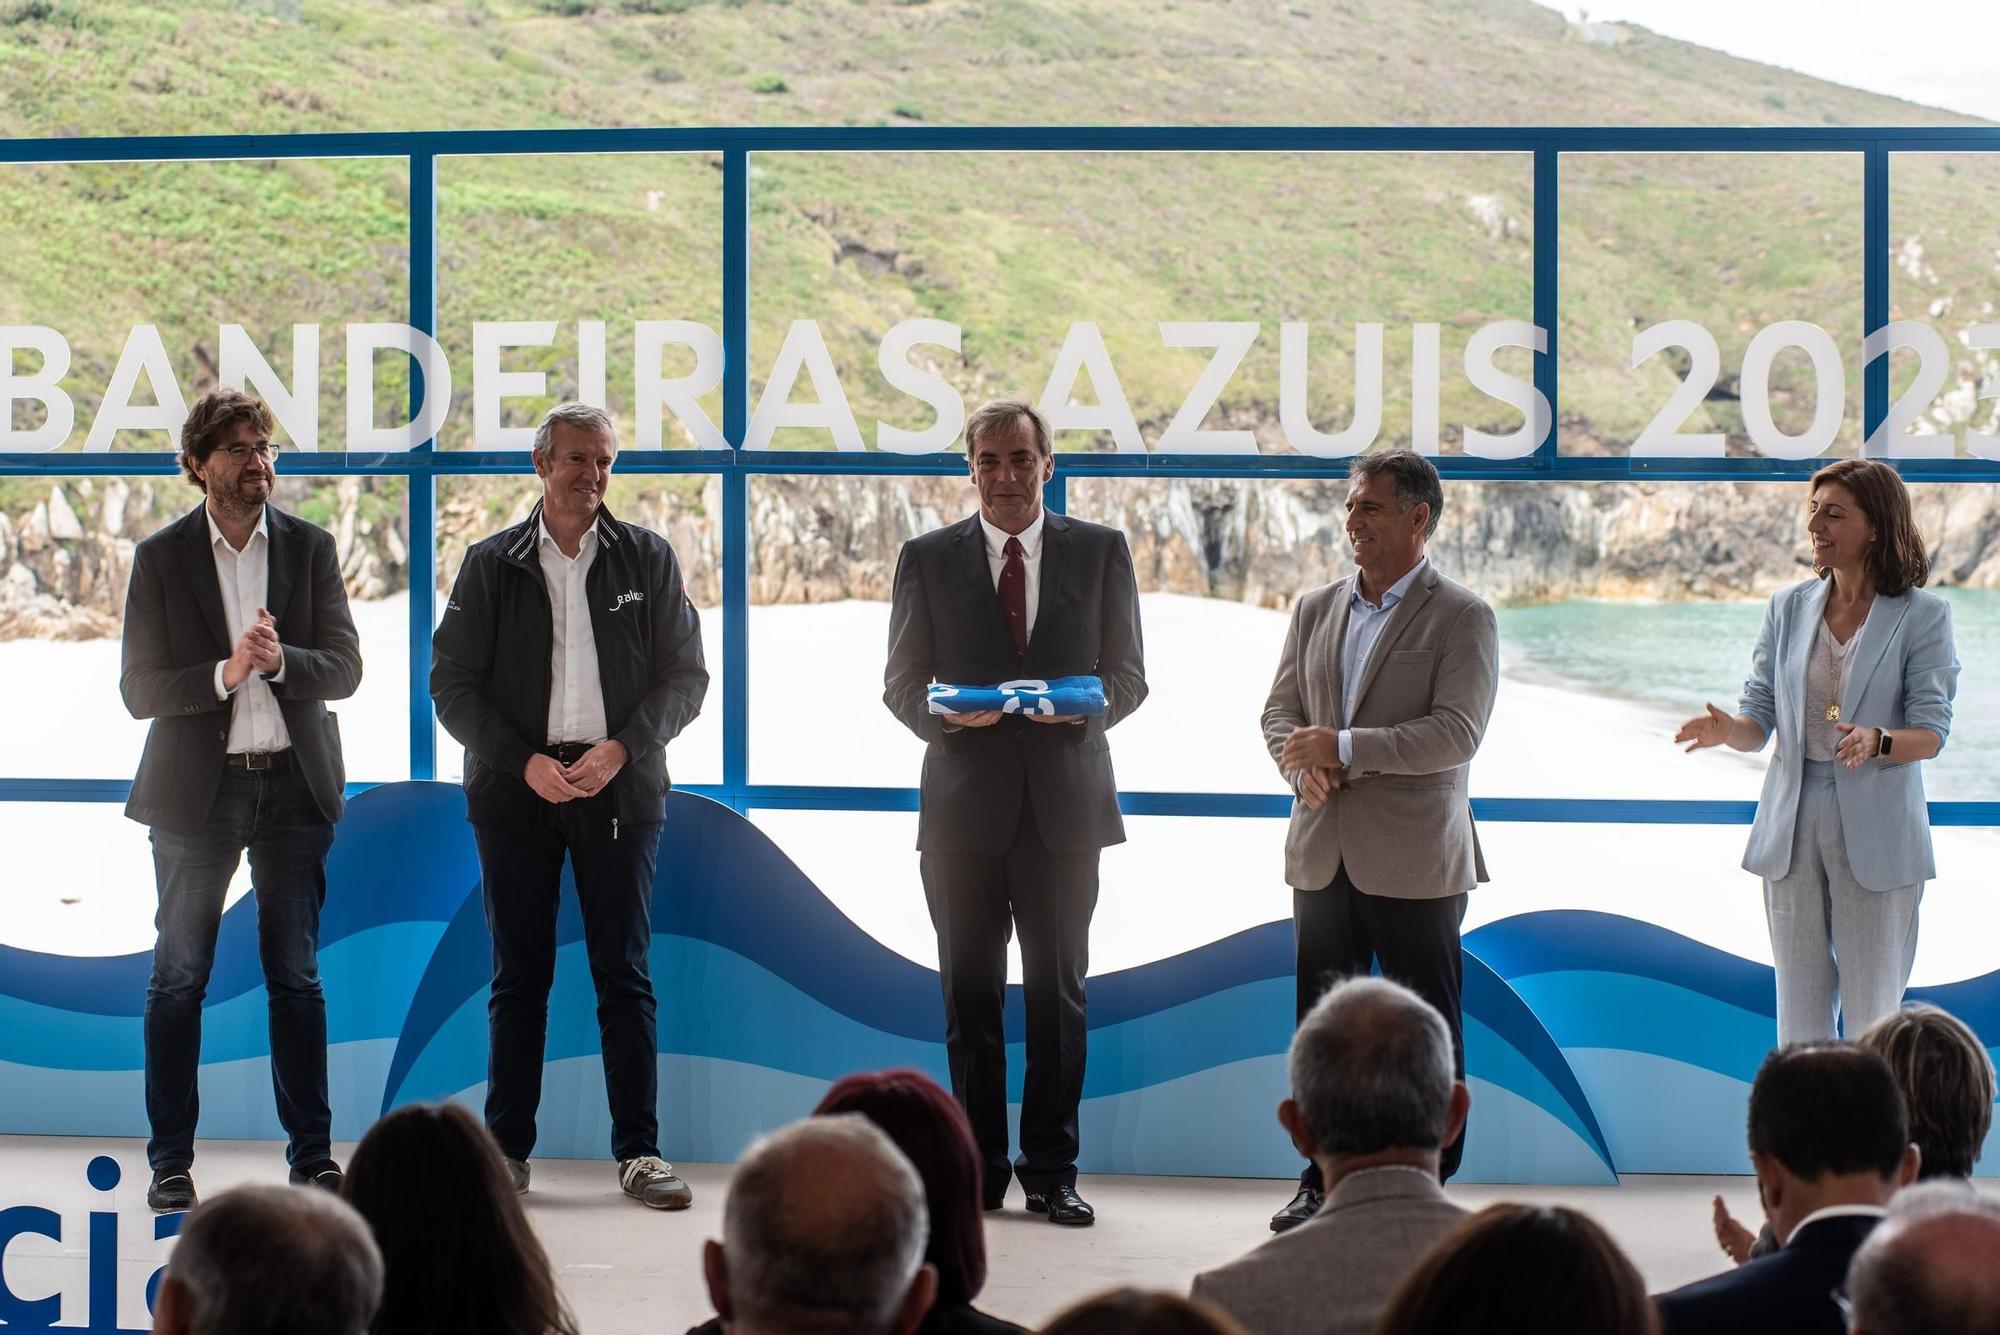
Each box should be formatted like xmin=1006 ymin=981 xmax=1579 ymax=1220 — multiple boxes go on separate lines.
xmin=964 ymin=398 xmax=1051 ymax=458
xmin=1748 ymin=1043 xmax=1911 ymax=1181
xmin=343 ymin=1102 xmax=579 ymax=1335
xmin=1349 ymin=450 xmax=1444 ymax=539
xmin=1859 ymin=1005 xmax=1997 ymax=1180
xmin=1374 ymin=1204 xmax=1657 ymax=1335
xmin=1808 ymin=458 xmax=1930 ymax=596
xmin=1041 ymin=1288 xmax=1246 ymax=1335
xmin=168 ymin=1184 xmax=382 ymax=1335
xmin=813 ymin=1068 xmax=988 ymax=1308
xmin=179 ymin=389 xmax=276 ymax=492
xmin=1291 ymin=977 xmax=1455 ymax=1157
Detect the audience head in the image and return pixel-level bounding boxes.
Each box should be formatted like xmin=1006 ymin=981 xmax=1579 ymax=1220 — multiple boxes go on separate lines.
xmin=1039 ymin=1288 xmax=1246 ymax=1335
xmin=1857 ymin=1004 xmax=1996 ymax=1180
xmin=342 ymin=1100 xmax=578 ymax=1335
xmin=1373 ymin=1203 xmax=1657 ymax=1335
xmin=1746 ymin=1043 xmax=1920 ymax=1241
xmin=153 ymin=1184 xmax=383 ymax=1335
xmin=812 ymin=1068 xmax=989 ymax=1309
xmin=706 ymin=1114 xmax=937 ymax=1335
xmin=1281 ymin=976 xmax=1469 ymax=1175
xmin=1846 ymin=1182 xmax=2000 ymax=1335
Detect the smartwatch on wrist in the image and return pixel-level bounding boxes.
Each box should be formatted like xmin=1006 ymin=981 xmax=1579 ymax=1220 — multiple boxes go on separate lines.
xmin=1877 ymin=730 xmax=1893 ymax=758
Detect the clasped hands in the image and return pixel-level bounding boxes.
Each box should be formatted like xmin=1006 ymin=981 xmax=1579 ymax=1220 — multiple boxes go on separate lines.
xmin=524 ymin=740 xmax=630 ymax=803
xmin=223 ymin=608 xmax=282 ymax=690
xmin=1281 ymin=726 xmax=1347 ymax=810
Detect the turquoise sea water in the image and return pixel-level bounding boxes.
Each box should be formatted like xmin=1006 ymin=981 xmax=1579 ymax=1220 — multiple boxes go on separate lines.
xmin=1495 ymin=589 xmax=2000 ymax=802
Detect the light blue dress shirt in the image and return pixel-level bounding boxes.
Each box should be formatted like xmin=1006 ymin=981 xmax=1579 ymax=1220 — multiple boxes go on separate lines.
xmin=1338 ymin=556 xmax=1429 ymax=765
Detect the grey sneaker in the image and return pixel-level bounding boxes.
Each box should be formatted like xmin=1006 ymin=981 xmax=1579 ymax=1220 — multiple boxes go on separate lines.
xmin=505 ymin=1157 xmax=530 ymax=1194
xmin=619 ymin=1156 xmax=692 ymax=1210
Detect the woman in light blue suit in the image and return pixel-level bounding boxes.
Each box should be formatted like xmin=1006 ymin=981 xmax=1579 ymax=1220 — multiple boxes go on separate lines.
xmin=1677 ymin=459 xmax=1959 ymax=1044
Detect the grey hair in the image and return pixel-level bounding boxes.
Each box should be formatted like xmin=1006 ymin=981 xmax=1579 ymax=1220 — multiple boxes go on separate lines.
xmin=531 ymin=402 xmax=619 ymax=463
xmin=1349 ymin=449 xmax=1445 ymax=539
xmin=724 ymin=1115 xmax=929 ymax=1333
xmin=1291 ymin=976 xmax=1456 ymax=1157
xmin=964 ymin=398 xmax=1051 ymax=458
xmin=1849 ymin=1184 xmax=2000 ymax=1335
xmin=168 ymin=1185 xmax=384 ymax=1335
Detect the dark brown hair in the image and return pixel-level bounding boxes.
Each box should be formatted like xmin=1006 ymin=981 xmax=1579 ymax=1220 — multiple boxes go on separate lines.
xmin=1040 ymin=1288 xmax=1246 ymax=1335
xmin=1860 ymin=1005 xmax=1996 ymax=1180
xmin=964 ymin=398 xmax=1052 ymax=458
xmin=1374 ymin=1204 xmax=1658 ymax=1335
xmin=178 ymin=388 xmax=276 ymax=492
xmin=812 ymin=1068 xmax=989 ymax=1308
xmin=1808 ymin=458 xmax=1930 ymax=595
xmin=342 ymin=1102 xmax=580 ymax=1335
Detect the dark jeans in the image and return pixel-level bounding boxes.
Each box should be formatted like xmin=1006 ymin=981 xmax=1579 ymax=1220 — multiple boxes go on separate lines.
xmin=921 ymin=792 xmax=1099 ymax=1197
xmin=1295 ymin=866 xmax=1468 ymax=1188
xmin=474 ymin=790 xmax=664 ymax=1164
xmin=145 ymin=765 xmax=334 ymax=1172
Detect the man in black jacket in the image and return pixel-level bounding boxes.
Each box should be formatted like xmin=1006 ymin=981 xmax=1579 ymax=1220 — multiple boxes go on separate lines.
xmin=1657 ymin=1043 xmax=1920 ymax=1335
xmin=432 ymin=402 xmax=708 ymax=1209
xmin=883 ymin=399 xmax=1147 ymax=1226
xmin=121 ymin=389 xmax=362 ymax=1212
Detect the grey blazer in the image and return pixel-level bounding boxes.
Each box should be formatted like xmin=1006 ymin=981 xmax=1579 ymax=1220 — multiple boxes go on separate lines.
xmin=1738 ymin=578 xmax=1959 ymax=892
xmin=1261 ymin=563 xmax=1499 ymax=899
xmin=1191 ymin=1167 xmax=1466 ymax=1335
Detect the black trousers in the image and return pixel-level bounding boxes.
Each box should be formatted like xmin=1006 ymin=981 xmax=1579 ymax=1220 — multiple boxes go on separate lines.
xmin=1295 ymin=865 xmax=1468 ymax=1186
xmin=473 ymin=790 xmax=664 ymax=1164
xmin=921 ymin=793 xmax=1099 ymax=1197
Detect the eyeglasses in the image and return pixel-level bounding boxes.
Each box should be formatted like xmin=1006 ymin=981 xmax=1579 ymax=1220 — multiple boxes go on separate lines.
xmin=220 ymin=442 xmax=277 ymax=462
xmin=1831 ymin=1286 xmax=1853 ymax=1326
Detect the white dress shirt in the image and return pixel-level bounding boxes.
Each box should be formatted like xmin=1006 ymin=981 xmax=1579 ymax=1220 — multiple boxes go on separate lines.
xmin=208 ymin=507 xmax=291 ymax=753
xmin=979 ymin=508 xmax=1045 ymax=641
xmin=1785 ymin=1203 xmax=1887 ymax=1245
xmin=540 ymin=518 xmax=609 ymax=746
xmin=1338 ymin=556 xmax=1429 ymax=766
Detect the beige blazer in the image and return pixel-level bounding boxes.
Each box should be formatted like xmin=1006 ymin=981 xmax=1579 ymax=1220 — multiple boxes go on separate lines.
xmin=1261 ymin=562 xmax=1499 ymax=899
xmin=1191 ymin=1166 xmax=1467 ymax=1335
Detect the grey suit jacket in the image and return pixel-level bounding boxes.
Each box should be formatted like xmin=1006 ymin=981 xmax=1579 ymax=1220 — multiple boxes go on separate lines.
xmin=1261 ymin=563 xmax=1499 ymax=898
xmin=1191 ymin=1167 xmax=1466 ymax=1335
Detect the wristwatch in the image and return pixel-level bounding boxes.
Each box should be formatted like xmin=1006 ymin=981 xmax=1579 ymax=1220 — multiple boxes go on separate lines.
xmin=1877 ymin=730 xmax=1893 ymax=757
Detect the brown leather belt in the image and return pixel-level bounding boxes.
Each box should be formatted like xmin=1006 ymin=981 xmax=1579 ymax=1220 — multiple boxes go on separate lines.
xmin=224 ymin=750 xmax=292 ymax=772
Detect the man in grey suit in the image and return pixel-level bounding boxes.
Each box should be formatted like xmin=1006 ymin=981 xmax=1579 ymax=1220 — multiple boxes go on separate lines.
xmin=1260 ymin=450 xmax=1498 ymax=1230
xmin=1191 ymin=976 xmax=1469 ymax=1335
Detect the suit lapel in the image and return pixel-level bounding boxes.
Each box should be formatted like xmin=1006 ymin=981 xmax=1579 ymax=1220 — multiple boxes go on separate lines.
xmin=1841 ymin=591 xmax=1910 ymax=720
xmin=1349 ymin=564 xmax=1438 ymax=718
xmin=174 ymin=504 xmax=231 ymax=657
xmin=1788 ymin=580 xmax=1831 ymax=737
xmin=1025 ymin=512 xmax=1070 ymax=661
xmin=951 ymin=515 xmax=1018 ymax=661
xmin=263 ymin=507 xmax=298 ymax=623
xmin=1324 ymin=581 xmax=1354 ymax=728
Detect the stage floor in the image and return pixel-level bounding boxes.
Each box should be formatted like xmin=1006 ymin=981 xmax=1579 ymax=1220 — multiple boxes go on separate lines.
xmin=0 ymin=1135 xmax=1882 ymax=1332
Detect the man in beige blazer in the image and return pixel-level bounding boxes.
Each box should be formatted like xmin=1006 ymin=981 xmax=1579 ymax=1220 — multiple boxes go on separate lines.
xmin=1192 ymin=976 xmax=1469 ymax=1335
xmin=1260 ymin=450 xmax=1498 ymax=1231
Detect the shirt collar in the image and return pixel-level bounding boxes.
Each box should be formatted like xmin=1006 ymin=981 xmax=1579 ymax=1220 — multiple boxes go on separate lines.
xmin=1788 ymin=1204 xmax=1888 ymax=1245
xmin=979 ymin=508 xmax=1045 ymax=561
xmin=205 ymin=504 xmax=269 ymax=554
xmin=1351 ymin=555 xmax=1428 ymax=612
xmin=538 ymin=515 xmax=598 ymax=559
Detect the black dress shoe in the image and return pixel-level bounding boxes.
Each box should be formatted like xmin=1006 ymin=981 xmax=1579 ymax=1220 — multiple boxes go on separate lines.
xmin=983 ymin=1190 xmax=1008 ymax=1211
xmin=1025 ymin=1185 xmax=1095 ymax=1226
xmin=148 ymin=1168 xmax=197 ymax=1213
xmin=1270 ymin=1185 xmax=1323 ymax=1232
xmin=288 ymin=1160 xmax=345 ymax=1193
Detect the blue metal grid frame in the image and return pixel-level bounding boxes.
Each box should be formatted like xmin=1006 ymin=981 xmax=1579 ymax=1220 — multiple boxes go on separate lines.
xmin=4 ymin=124 xmax=2000 ymax=832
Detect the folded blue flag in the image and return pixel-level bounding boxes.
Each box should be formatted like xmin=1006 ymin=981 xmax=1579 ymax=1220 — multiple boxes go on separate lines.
xmin=927 ymin=675 xmax=1106 ymax=718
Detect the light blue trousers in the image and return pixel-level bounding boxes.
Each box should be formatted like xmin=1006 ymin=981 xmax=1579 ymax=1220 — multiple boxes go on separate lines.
xmin=1764 ymin=760 xmax=1923 ymax=1045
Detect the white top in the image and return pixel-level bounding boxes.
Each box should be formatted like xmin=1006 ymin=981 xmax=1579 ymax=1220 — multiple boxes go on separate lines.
xmin=979 ymin=508 xmax=1046 ymax=641
xmin=206 ymin=506 xmax=291 ymax=753
xmin=1336 ymin=556 xmax=1429 ymax=766
xmin=539 ymin=518 xmax=609 ymax=746
xmin=1805 ymin=613 xmax=1866 ymax=763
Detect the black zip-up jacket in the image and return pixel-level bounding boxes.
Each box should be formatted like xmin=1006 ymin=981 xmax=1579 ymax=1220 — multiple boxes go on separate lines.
xmin=430 ymin=499 xmax=708 ymax=828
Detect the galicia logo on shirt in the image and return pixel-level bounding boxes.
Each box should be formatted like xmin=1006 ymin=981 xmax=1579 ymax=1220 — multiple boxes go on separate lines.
xmin=608 ymin=590 xmax=644 ymax=612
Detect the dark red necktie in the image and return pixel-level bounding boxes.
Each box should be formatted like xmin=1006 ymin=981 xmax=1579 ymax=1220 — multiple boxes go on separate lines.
xmin=999 ymin=536 xmax=1027 ymax=657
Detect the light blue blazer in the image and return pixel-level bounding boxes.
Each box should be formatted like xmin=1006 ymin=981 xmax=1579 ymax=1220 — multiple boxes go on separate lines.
xmin=1738 ymin=578 xmax=1959 ymax=892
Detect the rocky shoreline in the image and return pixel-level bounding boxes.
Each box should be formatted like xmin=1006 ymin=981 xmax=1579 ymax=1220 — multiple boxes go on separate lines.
xmin=7 ymin=470 xmax=2000 ymax=640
